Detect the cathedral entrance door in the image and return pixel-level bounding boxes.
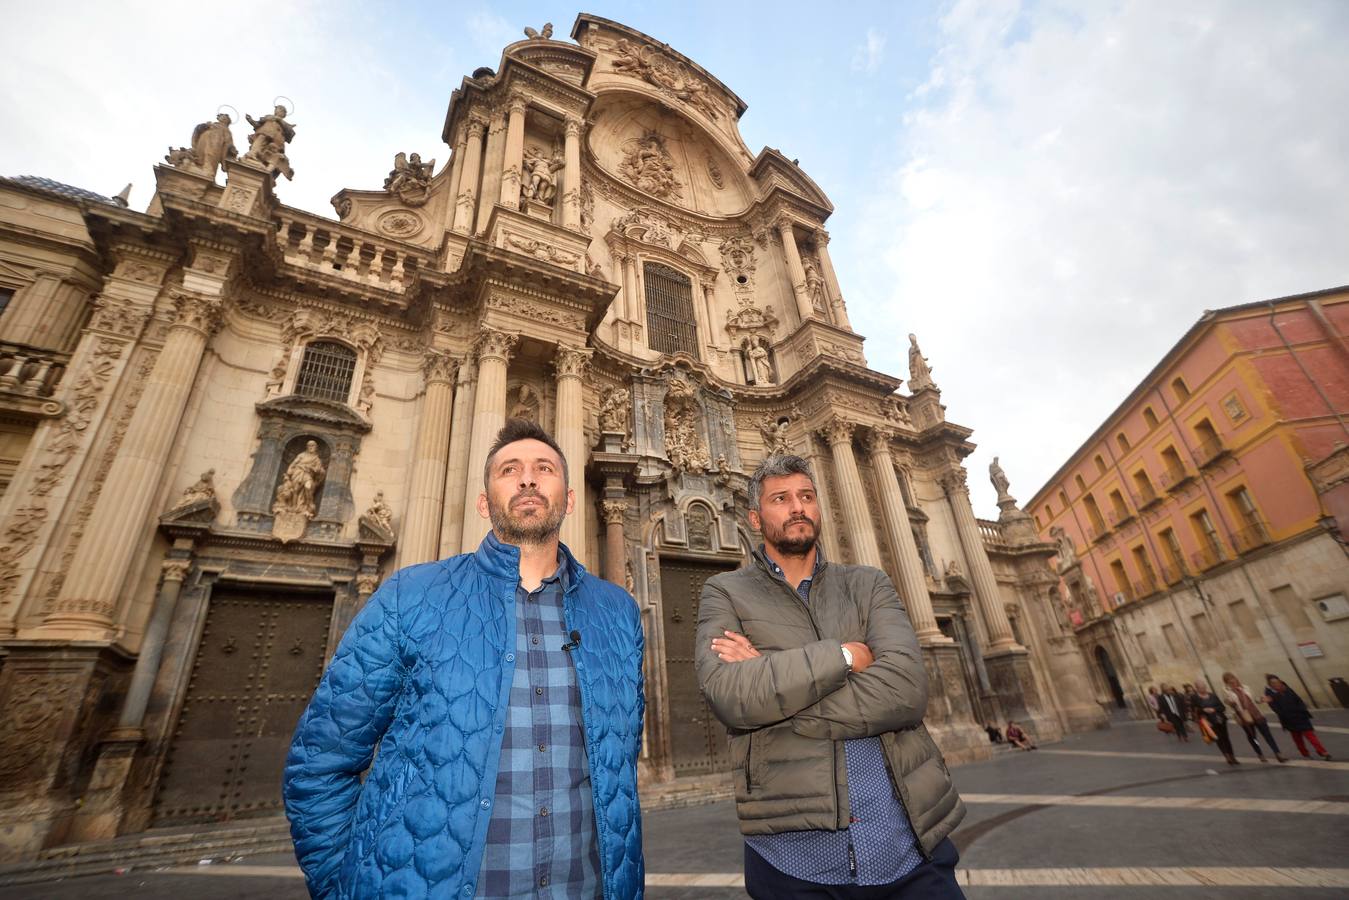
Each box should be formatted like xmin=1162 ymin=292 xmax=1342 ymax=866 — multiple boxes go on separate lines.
xmin=152 ymin=587 xmax=334 ymax=825
xmin=660 ymin=557 xmax=739 ymax=776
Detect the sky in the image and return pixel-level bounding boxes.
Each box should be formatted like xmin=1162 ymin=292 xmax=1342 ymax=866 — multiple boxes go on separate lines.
xmin=3 ymin=0 xmax=1346 ymax=516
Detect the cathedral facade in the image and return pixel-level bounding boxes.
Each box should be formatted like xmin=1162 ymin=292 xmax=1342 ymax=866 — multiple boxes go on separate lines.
xmin=0 ymin=15 xmax=1104 ymax=860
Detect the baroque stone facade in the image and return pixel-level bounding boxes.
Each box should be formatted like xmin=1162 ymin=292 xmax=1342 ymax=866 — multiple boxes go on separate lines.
xmin=0 ymin=14 xmax=1102 ymax=860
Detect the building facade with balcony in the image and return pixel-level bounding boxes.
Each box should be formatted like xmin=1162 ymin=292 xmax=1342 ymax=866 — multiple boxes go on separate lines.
xmin=1028 ymin=289 xmax=1349 ymax=718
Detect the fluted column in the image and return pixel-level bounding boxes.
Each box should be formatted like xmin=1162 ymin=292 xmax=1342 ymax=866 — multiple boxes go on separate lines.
xmin=777 ymin=218 xmax=815 ymax=325
xmin=499 ymin=94 xmax=527 ymax=209
xmin=600 ymin=500 xmax=628 ymax=586
xmin=820 ymin=418 xmax=882 ymax=568
xmin=942 ymin=468 xmax=1021 ymax=652
xmin=399 ymin=351 xmax=459 ymax=564
xmin=562 ymin=117 xmax=584 ymax=229
xmin=814 ymin=230 xmax=852 ymax=330
xmin=452 ymin=117 xmax=486 ymax=235
xmin=40 ymin=291 xmax=222 ymax=638
xmin=440 ymin=361 xmax=478 ymax=555
xmin=554 ymin=345 xmax=591 ymax=559
xmin=866 ymin=430 xmax=946 ymax=643
xmin=461 ymin=327 xmax=518 ymax=550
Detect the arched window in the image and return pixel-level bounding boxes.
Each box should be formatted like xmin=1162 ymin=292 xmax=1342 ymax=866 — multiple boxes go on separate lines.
xmin=644 ymin=262 xmax=699 ymax=358
xmin=295 ymin=340 xmax=357 ymax=403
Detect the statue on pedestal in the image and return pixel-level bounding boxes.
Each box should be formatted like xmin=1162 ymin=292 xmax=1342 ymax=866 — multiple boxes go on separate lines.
xmin=165 ymin=113 xmax=237 ymax=178
xmin=907 ymin=333 xmax=935 ymax=390
xmin=272 ymin=440 xmax=325 ymax=542
xmin=241 ymin=104 xmax=296 ymax=181
xmin=384 ymin=152 xmax=435 ymax=206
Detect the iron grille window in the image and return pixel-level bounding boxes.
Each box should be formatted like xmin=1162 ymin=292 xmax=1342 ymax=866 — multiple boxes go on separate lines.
xmin=294 ymin=340 xmax=357 ymax=403
xmin=644 ymin=262 xmax=699 ymax=359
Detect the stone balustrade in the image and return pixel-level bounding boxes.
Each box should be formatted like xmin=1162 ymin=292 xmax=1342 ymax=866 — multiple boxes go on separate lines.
xmin=0 ymin=342 xmax=68 ymax=397
xmin=275 ymin=213 xmax=426 ymax=291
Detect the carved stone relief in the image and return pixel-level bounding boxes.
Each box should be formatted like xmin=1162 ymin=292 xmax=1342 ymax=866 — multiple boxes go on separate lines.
xmin=383 ymin=152 xmax=435 ymax=207
xmin=618 ymin=132 xmax=682 ymax=201
xmin=662 ymin=372 xmax=710 ymax=475
xmin=605 ymin=37 xmax=725 ymax=121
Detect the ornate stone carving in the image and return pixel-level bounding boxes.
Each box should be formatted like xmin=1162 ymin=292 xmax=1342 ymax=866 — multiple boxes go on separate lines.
xmin=725 ymin=301 xmax=778 ymax=342
xmin=363 ymin=490 xmax=393 ymax=535
xmin=619 ymin=132 xmax=682 ymax=200
xmin=990 ymin=456 xmax=1013 ymax=503
xmin=377 ymin=209 xmax=425 ymax=238
xmin=866 ymin=428 xmax=895 ymax=455
xmin=383 ymin=152 xmax=435 ymax=207
xmin=759 ymin=414 xmax=792 ymax=455
xmin=908 ymin=333 xmax=935 ymax=391
xmin=88 ymin=297 xmax=151 ymax=339
xmin=820 ymin=417 xmax=856 ymax=447
xmin=611 ymin=207 xmax=679 ymax=248
xmin=706 ymin=154 xmax=725 ymax=189
xmin=356 ymin=572 xmax=381 ymax=595
xmin=600 ymin=500 xmax=628 ymax=526
xmin=485 ymin=294 xmax=584 ymax=330
xmin=598 ymin=385 xmax=631 ymax=438
xmin=165 ymin=113 xmax=237 ymax=178
xmin=507 ymin=383 xmax=540 ymax=421
xmin=714 ymin=453 xmax=732 ymax=487
xmin=745 ymin=338 xmax=774 ymax=386
xmin=1050 ymin=525 xmax=1078 ymax=571
xmin=241 ymin=104 xmax=296 ymax=181
xmin=882 ymin=395 xmax=913 ymax=427
xmin=686 ymin=504 xmax=712 ymax=550
xmin=802 ymin=253 xmax=828 ymax=313
xmin=165 ymin=468 xmax=218 ymax=522
xmin=719 ymin=236 xmax=756 ymax=287
xmin=505 ymin=233 xmax=580 ymax=266
xmin=161 ymin=558 xmax=193 ymax=582
xmin=554 ymin=346 xmax=591 ymax=379
xmin=0 ymin=672 xmax=72 ymax=785
xmin=521 ymin=144 xmax=564 ymax=205
xmin=939 ymin=468 xmax=968 ymax=495
xmin=475 ymin=327 xmax=520 ymax=364
xmin=662 ymin=373 xmax=710 ymax=475
xmin=332 ymin=196 xmax=352 ymax=220
xmin=523 ymin=22 xmax=554 ymax=39
xmin=579 ymin=180 xmax=594 ymax=235
xmin=608 ymin=38 xmax=723 ymax=120
xmin=170 ymin=290 xmax=224 ymax=336
xmin=422 ymin=350 xmax=458 ymax=384
xmin=271 ymin=439 xmax=326 ymax=542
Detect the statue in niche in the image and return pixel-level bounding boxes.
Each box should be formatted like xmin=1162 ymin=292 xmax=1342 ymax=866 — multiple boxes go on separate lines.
xmin=908 ymin=333 xmax=935 ymax=390
xmin=165 ymin=113 xmax=237 ymax=177
xmin=759 ymin=414 xmax=793 ymax=456
xmin=745 ymin=339 xmax=774 ymax=386
xmin=364 ymin=490 xmax=393 ymax=534
xmin=662 ymin=377 xmax=710 ymax=475
xmin=384 ymin=151 xmax=435 ymax=207
xmin=686 ymin=505 xmax=712 ymax=550
xmin=802 ymin=254 xmax=827 ymax=311
xmin=241 ymin=104 xmax=296 ymax=181
xmin=1050 ymin=525 xmax=1077 ymax=569
xmin=620 ymin=133 xmax=682 ymax=200
xmin=989 ymin=456 xmax=1012 ymax=502
xmin=523 ymin=22 xmax=553 ymax=39
xmin=273 ymin=440 xmax=326 ymax=519
xmin=598 ymin=386 xmax=631 ymax=436
xmin=508 ymin=383 xmax=540 ymax=422
xmin=522 ymin=145 xmax=564 ymax=204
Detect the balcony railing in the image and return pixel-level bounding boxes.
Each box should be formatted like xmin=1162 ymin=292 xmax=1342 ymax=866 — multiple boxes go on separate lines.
xmin=1160 ymin=561 xmax=1186 ymax=585
xmin=1191 ymin=544 xmax=1224 ymax=571
xmin=1158 ymin=465 xmax=1194 ymax=492
xmin=1233 ymin=520 xmax=1272 ymax=554
xmin=1107 ymin=507 xmax=1135 ymax=528
xmin=1136 ymin=483 xmax=1162 ymax=509
xmin=1133 ymin=576 xmax=1159 ymax=598
xmin=0 ymin=342 xmax=69 ymax=399
xmin=275 ymin=212 xmax=425 ymax=292
xmin=1195 ymin=436 xmax=1230 ymax=468
xmin=1087 ymin=522 xmax=1111 ymax=544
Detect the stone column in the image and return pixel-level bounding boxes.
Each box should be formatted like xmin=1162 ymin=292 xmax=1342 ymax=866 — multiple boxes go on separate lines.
xmin=554 ymin=345 xmax=591 ymax=559
xmin=452 ymin=117 xmax=486 ymax=235
xmin=866 ymin=429 xmax=946 ymax=643
xmin=399 ymin=351 xmax=458 ymax=565
xmin=600 ymin=499 xmax=628 ymax=585
xmin=443 ymin=125 xmax=468 ymax=235
xmin=40 ymin=290 xmax=223 ymax=639
xmin=119 ymin=558 xmax=191 ymax=730
xmin=623 ymin=252 xmax=641 ymax=353
xmin=499 ymin=94 xmax=527 ymax=209
xmin=440 ymin=360 xmax=477 ymax=555
xmin=777 ymin=217 xmax=815 ymax=325
xmin=476 ymin=110 xmax=507 ymax=234
xmin=820 ymin=418 xmax=882 ymax=568
xmin=941 ymin=468 xmax=1021 ymax=652
xmin=562 ymin=117 xmax=583 ymax=230
xmin=814 ymin=230 xmax=852 ymax=330
xmin=460 ymin=327 xmax=518 ymax=550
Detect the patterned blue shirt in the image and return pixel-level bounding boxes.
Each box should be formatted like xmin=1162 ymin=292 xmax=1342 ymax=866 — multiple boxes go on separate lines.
xmin=477 ymin=534 xmax=601 ymax=898
xmin=745 ymin=547 xmax=925 ymax=886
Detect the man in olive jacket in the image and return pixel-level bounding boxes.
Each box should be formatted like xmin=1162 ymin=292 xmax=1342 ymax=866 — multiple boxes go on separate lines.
xmin=696 ymin=454 xmax=965 ymax=898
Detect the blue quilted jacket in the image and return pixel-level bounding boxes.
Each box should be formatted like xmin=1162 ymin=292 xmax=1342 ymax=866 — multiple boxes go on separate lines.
xmin=283 ymin=537 xmax=646 ymax=899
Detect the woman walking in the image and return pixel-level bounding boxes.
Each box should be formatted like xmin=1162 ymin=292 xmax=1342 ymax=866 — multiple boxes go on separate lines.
xmin=1223 ymin=672 xmax=1286 ymax=763
xmin=1193 ymin=682 xmax=1240 ymax=765
xmin=1265 ymin=675 xmax=1333 ymax=760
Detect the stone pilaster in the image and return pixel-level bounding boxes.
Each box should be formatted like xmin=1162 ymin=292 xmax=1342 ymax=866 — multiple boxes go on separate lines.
xmin=443 ymin=124 xmax=469 ymax=235
xmin=499 ymin=94 xmax=527 ymax=209
xmin=777 ymin=217 xmax=815 ymax=325
xmin=440 ymin=361 xmax=478 ymax=555
xmin=866 ymin=429 xmax=946 ymax=643
xmin=38 ymin=289 xmax=223 ymax=640
xmin=554 ymin=345 xmax=591 ymax=559
xmin=600 ymin=499 xmax=628 ymax=586
xmin=399 ymin=351 xmax=458 ymax=565
xmin=562 ymin=117 xmax=583 ymax=230
xmin=941 ymin=467 xmax=1021 ymax=652
xmin=622 ymin=252 xmax=641 ymax=353
xmin=820 ymin=418 xmax=881 ymax=567
xmin=453 ymin=117 xmax=486 ymax=235
xmin=476 ymin=109 xmax=507 ymax=234
xmin=460 ymin=327 xmax=518 ymax=550
xmin=813 ymin=230 xmax=852 ymax=330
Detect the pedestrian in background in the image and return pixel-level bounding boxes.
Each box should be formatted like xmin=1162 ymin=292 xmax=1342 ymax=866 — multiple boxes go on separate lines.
xmin=1005 ymin=721 xmax=1036 ymax=751
xmin=1265 ymin=675 xmax=1332 ymax=760
xmin=1157 ymin=684 xmax=1189 ymax=742
xmin=1223 ymin=672 xmax=1286 ymax=763
xmin=1146 ymin=686 xmax=1160 ymax=720
xmin=1193 ymin=682 xmax=1239 ymax=765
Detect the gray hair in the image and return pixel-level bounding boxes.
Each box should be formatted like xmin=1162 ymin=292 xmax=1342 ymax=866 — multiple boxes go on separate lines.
xmin=748 ymin=454 xmax=817 ymax=509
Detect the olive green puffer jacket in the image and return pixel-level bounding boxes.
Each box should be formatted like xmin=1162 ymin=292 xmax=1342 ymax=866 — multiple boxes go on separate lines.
xmin=694 ymin=550 xmax=964 ymax=856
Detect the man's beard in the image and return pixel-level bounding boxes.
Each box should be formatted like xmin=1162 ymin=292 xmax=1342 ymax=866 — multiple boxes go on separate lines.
xmin=762 ymin=513 xmax=819 ymax=556
xmin=488 ymin=488 xmax=566 ymax=545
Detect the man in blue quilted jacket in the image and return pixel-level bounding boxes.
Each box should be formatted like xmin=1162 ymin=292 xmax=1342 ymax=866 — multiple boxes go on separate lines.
xmin=284 ymin=419 xmax=646 ymax=899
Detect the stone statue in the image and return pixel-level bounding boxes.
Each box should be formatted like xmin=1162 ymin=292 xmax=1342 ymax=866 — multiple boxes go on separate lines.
xmin=714 ymin=453 xmax=732 ymax=487
xmin=241 ymin=104 xmax=296 ymax=181
xmin=165 ymin=113 xmax=237 ymax=178
xmin=179 ymin=469 xmax=217 ymax=506
xmin=365 ymin=490 xmax=393 ymax=534
xmin=523 ymin=22 xmax=554 ymax=39
xmin=273 ymin=440 xmax=326 ymax=518
xmin=747 ymin=340 xmax=774 ymax=385
xmin=620 ymin=133 xmax=681 ymax=200
xmin=802 ymin=254 xmax=827 ymax=309
xmin=598 ymin=386 xmax=631 ymax=435
xmin=662 ymin=377 xmax=710 ymax=475
xmin=521 ymin=145 xmax=564 ymax=204
xmin=508 ymin=383 xmax=539 ymax=421
xmin=989 ymin=456 xmax=1012 ymax=501
xmin=1050 ymin=525 xmax=1077 ymax=569
xmin=907 ymin=333 xmax=934 ymax=390
xmin=759 ymin=415 xmax=792 ymax=455
xmin=944 ymin=559 xmax=963 ymax=579
xmin=384 ymin=151 xmax=435 ymax=207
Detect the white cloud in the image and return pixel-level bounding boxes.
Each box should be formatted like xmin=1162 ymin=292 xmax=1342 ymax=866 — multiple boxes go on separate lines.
xmin=852 ymin=0 xmax=1349 ymax=515
xmin=851 ymin=28 xmax=887 ymax=74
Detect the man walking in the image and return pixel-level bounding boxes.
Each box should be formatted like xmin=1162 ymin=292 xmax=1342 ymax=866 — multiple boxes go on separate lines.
xmin=1157 ymin=684 xmax=1189 ymax=741
xmin=284 ymin=419 xmax=646 ymax=899
xmin=696 ymin=455 xmax=965 ymax=899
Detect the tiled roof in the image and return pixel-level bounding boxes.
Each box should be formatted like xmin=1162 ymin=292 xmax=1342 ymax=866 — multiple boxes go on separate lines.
xmin=4 ymin=175 xmax=115 ymax=204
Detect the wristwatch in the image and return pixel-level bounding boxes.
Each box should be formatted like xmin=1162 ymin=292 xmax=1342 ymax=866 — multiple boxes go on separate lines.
xmin=840 ymin=643 xmax=854 ymax=671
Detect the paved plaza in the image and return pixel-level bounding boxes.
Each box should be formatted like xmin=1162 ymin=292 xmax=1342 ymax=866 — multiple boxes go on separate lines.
xmin=4 ymin=711 xmax=1347 ymax=899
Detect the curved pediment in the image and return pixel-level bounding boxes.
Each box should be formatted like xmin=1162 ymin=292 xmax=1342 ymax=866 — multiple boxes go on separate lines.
xmin=587 ymin=92 xmax=753 ymax=218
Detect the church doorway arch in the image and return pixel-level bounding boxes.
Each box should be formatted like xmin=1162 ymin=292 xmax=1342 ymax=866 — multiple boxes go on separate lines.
xmin=1094 ymin=644 xmax=1127 ymax=709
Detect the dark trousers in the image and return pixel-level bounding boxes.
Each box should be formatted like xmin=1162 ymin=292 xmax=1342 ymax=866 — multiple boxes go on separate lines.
xmin=745 ymin=839 xmax=965 ymax=899
xmin=1210 ymin=720 xmax=1234 ymax=757
xmin=1162 ymin=713 xmax=1188 ymax=740
xmin=1239 ymin=720 xmax=1282 ymax=756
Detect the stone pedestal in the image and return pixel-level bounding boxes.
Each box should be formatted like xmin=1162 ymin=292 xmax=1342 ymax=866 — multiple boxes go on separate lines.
xmin=921 ymin=642 xmax=992 ymax=765
xmin=984 ymin=647 xmax=1058 ymax=743
xmin=62 ymin=728 xmax=143 ymax=844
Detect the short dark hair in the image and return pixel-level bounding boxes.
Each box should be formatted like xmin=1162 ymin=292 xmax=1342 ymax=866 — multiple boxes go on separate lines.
xmin=748 ymin=454 xmax=817 ymax=509
xmin=484 ymin=418 xmax=569 ymax=488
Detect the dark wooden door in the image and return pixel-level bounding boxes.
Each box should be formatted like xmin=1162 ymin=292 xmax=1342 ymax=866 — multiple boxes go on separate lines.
xmin=153 ymin=588 xmax=333 ymax=824
xmin=660 ymin=558 xmax=738 ymax=776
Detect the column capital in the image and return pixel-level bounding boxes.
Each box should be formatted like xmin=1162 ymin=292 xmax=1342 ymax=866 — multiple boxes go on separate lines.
xmin=866 ymin=427 xmax=896 ymax=455
xmin=939 ymin=467 xmax=969 ymax=497
xmin=814 ymin=228 xmax=831 ymax=247
xmin=466 ymin=116 xmax=489 ymax=139
xmin=507 ymin=93 xmax=529 ymax=115
xmin=565 ymin=116 xmax=585 ymax=137
xmin=422 ymin=349 xmax=460 ymax=385
xmin=775 ymin=215 xmax=797 ymax=237
xmin=355 ymin=573 xmax=381 ymax=597
xmin=161 ymin=559 xmax=192 ymax=583
xmin=600 ymin=499 xmax=628 ymax=525
xmin=474 ymin=326 xmax=519 ymax=364
xmin=554 ymin=344 xmax=592 ymax=379
xmin=169 ymin=288 xmax=224 ymax=337
xmin=819 ymin=417 xmax=856 ymax=447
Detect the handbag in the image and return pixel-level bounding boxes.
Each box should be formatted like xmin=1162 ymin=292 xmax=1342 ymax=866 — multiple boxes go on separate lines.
xmin=1199 ymin=717 xmax=1218 ymax=743
xmin=1156 ymin=720 xmax=1175 ymax=734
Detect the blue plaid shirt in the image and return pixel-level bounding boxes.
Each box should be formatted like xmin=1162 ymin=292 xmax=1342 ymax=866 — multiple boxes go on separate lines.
xmin=477 ymin=534 xmax=601 ymax=898
xmin=746 ymin=547 xmax=925 ymax=886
